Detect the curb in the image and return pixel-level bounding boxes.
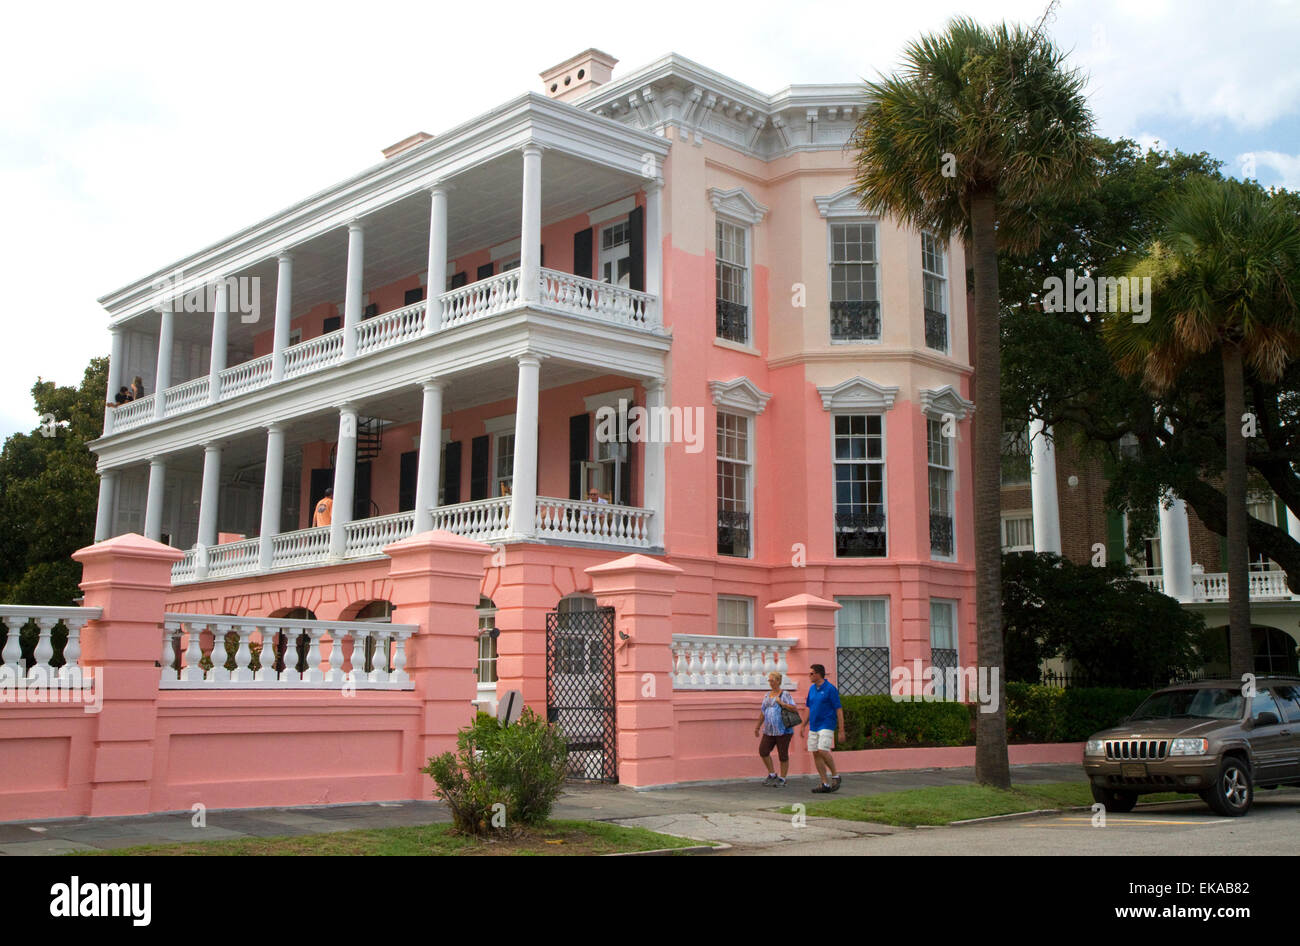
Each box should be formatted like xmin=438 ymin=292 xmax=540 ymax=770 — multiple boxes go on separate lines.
xmin=607 ymin=842 xmax=730 ymax=856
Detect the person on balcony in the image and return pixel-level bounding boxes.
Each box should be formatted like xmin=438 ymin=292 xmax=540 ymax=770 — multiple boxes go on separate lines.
xmin=313 ymin=488 xmax=333 ymax=527
xmin=110 ymin=386 xmax=132 ymax=406
xmin=586 ymin=487 xmax=609 ymax=505
xmin=129 ymin=376 xmax=145 ymax=400
xmin=754 ymin=671 xmax=798 ymax=786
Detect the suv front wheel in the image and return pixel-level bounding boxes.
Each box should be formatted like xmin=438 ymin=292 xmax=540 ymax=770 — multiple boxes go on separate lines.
xmin=1090 ymin=784 xmax=1137 ymax=813
xmin=1204 ymin=757 xmax=1253 ymax=817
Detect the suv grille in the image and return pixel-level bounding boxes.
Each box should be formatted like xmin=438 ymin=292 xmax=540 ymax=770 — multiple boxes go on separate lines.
xmin=1105 ymin=739 xmax=1169 ymax=761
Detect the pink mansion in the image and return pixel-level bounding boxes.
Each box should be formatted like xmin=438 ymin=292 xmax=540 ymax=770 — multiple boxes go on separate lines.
xmin=11 ymin=50 xmax=980 ymax=801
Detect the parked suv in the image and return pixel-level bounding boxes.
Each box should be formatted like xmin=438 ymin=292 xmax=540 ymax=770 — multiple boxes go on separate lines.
xmin=1082 ymin=677 xmax=1300 ymax=816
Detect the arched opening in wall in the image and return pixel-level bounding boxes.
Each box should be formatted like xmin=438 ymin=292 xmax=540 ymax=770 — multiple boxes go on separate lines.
xmin=1204 ymin=625 xmax=1300 ymax=676
xmin=343 ymin=600 xmax=395 ymax=672
xmin=476 ymin=597 xmax=498 ymax=707
xmin=266 ymin=607 xmax=317 ymax=674
xmin=557 ymin=594 xmax=598 ymax=615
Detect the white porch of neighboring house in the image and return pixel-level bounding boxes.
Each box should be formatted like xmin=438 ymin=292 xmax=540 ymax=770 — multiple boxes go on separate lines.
xmin=89 ymin=95 xmax=672 ymax=581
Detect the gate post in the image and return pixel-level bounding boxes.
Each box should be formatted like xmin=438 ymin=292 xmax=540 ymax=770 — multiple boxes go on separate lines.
xmin=586 ymin=554 xmax=682 ymax=788
xmin=384 ymin=530 xmax=492 ymax=782
xmin=767 ymin=593 xmax=840 ymax=688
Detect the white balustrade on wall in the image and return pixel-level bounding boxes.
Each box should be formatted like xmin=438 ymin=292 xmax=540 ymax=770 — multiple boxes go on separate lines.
xmin=217 ymin=354 xmax=274 ymax=400
xmin=163 ymin=376 xmax=210 ymax=417
xmin=534 ymin=497 xmax=652 ymax=547
xmin=110 ymin=395 xmax=157 ymax=432
xmin=282 ymin=329 xmax=345 ymax=379
xmin=343 ymin=511 xmax=415 ymax=557
xmin=1192 ymin=569 xmax=1296 ymax=602
xmin=356 ymin=301 xmax=427 ymax=354
xmin=270 ymin=525 xmax=332 ymax=569
xmin=429 ymin=497 xmax=513 ymax=542
xmin=205 ymin=537 xmax=261 ymax=579
xmin=1137 ymin=573 xmax=1165 ymax=594
xmin=0 ymin=605 xmax=102 ymax=684
xmin=439 ymin=271 xmax=521 ymax=328
xmin=538 ymin=268 xmax=657 ymax=328
xmin=159 ymin=613 xmax=415 ymax=689
xmin=670 ymin=634 xmax=799 ymax=690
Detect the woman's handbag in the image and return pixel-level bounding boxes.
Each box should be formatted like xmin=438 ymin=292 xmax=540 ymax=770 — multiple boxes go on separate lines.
xmin=780 ymin=702 xmax=801 ymax=730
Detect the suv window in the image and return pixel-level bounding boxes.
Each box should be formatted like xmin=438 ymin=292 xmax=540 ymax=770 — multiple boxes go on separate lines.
xmin=1271 ymin=684 xmax=1300 ymax=723
xmin=1130 ymin=688 xmax=1244 ymax=720
xmin=1251 ymin=689 xmax=1285 ymax=724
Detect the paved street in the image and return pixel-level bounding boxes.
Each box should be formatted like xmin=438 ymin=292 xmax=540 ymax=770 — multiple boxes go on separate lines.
xmin=1 ymin=763 xmax=1297 ymax=855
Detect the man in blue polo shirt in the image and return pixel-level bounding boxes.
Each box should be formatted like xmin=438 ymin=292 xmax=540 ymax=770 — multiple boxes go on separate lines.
xmin=801 ymin=664 xmax=845 ymax=793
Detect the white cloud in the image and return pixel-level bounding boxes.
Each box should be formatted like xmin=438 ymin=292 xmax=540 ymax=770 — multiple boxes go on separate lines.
xmin=1244 ymin=151 xmax=1300 ymax=189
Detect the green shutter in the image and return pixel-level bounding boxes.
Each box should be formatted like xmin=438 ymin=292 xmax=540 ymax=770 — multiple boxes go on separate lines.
xmin=1106 ymin=510 xmax=1126 ymax=565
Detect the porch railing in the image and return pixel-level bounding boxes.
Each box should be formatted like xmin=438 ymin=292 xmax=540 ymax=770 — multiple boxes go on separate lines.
xmin=1193 ymin=569 xmax=1295 ymax=601
xmin=283 ymin=328 xmax=345 ymax=379
xmin=535 ymin=497 xmax=652 ymax=547
xmin=0 ymin=605 xmax=103 ymax=683
xmin=670 ymin=634 xmax=798 ymax=690
xmin=163 ymin=376 xmax=210 ymax=417
xmin=357 ymin=300 xmax=427 ymax=354
xmin=538 ymin=269 xmax=656 ymax=327
xmin=217 ymin=353 xmax=273 ymax=400
xmin=344 ymin=510 xmax=416 ymax=557
xmin=159 ymin=613 xmax=416 ymax=689
xmin=440 ymin=271 xmax=521 ymax=328
xmin=430 ymin=496 xmax=513 ymax=543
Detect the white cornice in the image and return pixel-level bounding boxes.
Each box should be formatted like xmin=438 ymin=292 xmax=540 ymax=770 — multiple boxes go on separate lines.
xmin=708 ymin=187 xmax=769 ymax=225
xmin=815 ymin=185 xmax=876 ymax=219
xmin=709 ymin=377 xmax=773 ymax=415
xmin=817 ymin=376 xmax=899 ymax=412
xmin=919 ymin=385 xmax=975 ymax=420
xmin=583 ymin=387 xmax=636 ymax=414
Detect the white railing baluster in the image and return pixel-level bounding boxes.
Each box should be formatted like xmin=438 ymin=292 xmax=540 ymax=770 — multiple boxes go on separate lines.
xmin=181 ymin=622 xmax=205 ymax=682
xmin=60 ymin=618 xmax=85 ymax=683
xmin=669 ymin=634 xmax=800 ymax=690
xmin=31 ymin=618 xmax=55 ymax=680
xmin=161 ymin=623 xmax=178 ymax=684
xmin=368 ymin=629 xmax=389 ymax=684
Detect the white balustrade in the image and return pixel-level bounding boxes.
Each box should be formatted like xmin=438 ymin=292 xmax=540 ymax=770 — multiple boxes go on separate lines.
xmin=218 ymin=354 xmax=274 ymax=400
xmin=343 ymin=511 xmax=415 ymax=557
xmin=110 ymin=395 xmax=156 ymax=432
xmin=356 ymin=301 xmax=427 ymax=355
xmin=429 ymin=496 xmax=513 ymax=542
xmin=163 ymin=376 xmax=210 ymax=417
xmin=283 ymin=329 xmax=345 ymax=379
xmin=534 ymin=497 xmax=653 ymax=547
xmin=1192 ymin=569 xmax=1295 ymax=601
xmin=205 ymin=537 xmax=261 ymax=579
xmin=270 ymin=525 xmax=332 ymax=569
xmin=0 ymin=606 xmax=101 ymax=685
xmin=1137 ymin=573 xmax=1165 ymax=593
xmin=670 ymin=634 xmax=798 ymax=690
xmin=439 ymin=271 xmax=521 ymax=328
xmin=538 ymin=268 xmax=657 ymax=328
xmin=159 ymin=614 xmax=416 ymax=689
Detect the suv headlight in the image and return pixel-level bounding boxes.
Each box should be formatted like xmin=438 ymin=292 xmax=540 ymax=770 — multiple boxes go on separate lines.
xmin=1169 ymin=738 xmax=1208 ymax=756
xmin=1085 ymin=739 xmax=1106 ymax=756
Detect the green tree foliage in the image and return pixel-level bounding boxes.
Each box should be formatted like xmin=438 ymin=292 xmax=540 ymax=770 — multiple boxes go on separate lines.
xmin=0 ymin=356 xmax=107 ymax=604
xmin=1002 ymin=552 xmax=1204 ymax=688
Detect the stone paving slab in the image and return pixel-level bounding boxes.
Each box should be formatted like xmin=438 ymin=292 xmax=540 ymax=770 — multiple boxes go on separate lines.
xmin=612 ymin=810 xmax=901 ymax=846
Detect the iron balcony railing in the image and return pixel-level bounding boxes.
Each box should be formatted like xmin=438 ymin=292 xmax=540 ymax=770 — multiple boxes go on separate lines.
xmin=834 ymin=507 xmax=886 ymax=557
xmin=830 ymin=300 xmax=881 ymax=341
xmin=924 ymin=307 xmax=948 ymax=351
xmin=715 ymin=299 xmax=749 ymax=344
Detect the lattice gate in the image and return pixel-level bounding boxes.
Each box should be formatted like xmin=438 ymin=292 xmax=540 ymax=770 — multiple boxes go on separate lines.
xmin=836 ymin=646 xmax=892 ymax=695
xmin=546 ymin=606 xmax=617 ymax=782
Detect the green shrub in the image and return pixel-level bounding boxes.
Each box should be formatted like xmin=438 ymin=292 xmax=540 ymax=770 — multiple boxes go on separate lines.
xmin=1005 ymin=683 xmax=1151 ymax=742
xmin=422 ymin=708 xmax=568 ymax=836
xmin=838 ymin=695 xmax=974 ymax=750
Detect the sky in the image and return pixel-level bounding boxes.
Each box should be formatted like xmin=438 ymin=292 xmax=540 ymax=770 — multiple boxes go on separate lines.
xmin=1 ymin=0 xmax=1297 ymax=442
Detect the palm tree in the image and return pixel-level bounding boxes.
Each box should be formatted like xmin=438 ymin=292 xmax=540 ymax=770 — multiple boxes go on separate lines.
xmin=1107 ymin=178 xmax=1300 ymax=677
xmin=850 ymin=17 xmax=1094 ymax=788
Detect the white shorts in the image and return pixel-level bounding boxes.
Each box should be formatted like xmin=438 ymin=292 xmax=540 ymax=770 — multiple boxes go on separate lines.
xmin=807 ymin=729 xmax=835 ymax=752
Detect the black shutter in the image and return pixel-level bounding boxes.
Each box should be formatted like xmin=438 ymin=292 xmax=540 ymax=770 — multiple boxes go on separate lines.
xmin=449 ymin=271 xmax=467 ymax=290
xmin=569 ymin=413 xmax=590 ymax=499
xmin=363 ymin=303 xmax=379 ymax=319
xmin=470 ymin=435 xmax=490 ymax=500
xmin=404 ymin=287 xmax=425 ymax=306
xmin=442 ymin=441 xmax=462 ymax=505
xmin=476 ymin=262 xmax=495 ymax=282
xmin=628 ymin=205 xmax=645 ymax=291
xmin=398 ymin=451 xmax=418 ymax=512
xmin=573 ymin=227 xmax=593 ymax=279
xmin=540 ymin=245 xmax=545 ymax=267
xmin=353 ymin=462 xmax=372 ymax=519
xmin=323 ymin=315 xmax=342 ymax=334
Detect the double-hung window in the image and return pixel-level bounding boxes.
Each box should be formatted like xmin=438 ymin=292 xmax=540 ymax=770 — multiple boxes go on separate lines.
xmin=829 ymin=222 xmax=880 ymax=341
xmin=1001 ymin=514 xmax=1034 ymax=552
xmin=928 ymin=418 xmax=954 ymax=558
xmin=715 ymin=220 xmax=749 ymax=343
xmin=493 ymin=432 xmax=515 ymax=497
xmin=833 ymin=414 xmax=886 ymax=556
xmin=717 ymin=412 xmax=751 ymax=557
xmin=929 ymin=600 xmax=958 ymax=698
xmin=922 ymin=233 xmax=949 ymax=352
xmin=717 ymin=596 xmax=753 ymax=637
xmin=835 ymin=597 xmax=890 ymax=694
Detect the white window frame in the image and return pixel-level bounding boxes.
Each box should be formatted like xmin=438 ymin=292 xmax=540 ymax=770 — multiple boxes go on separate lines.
xmin=834 ymin=596 xmax=890 ymax=649
xmin=921 ymin=232 xmax=949 ymax=352
xmin=492 ymin=430 xmax=515 ymax=497
xmin=1001 ymin=512 xmax=1035 ymax=553
xmin=716 ymin=410 xmax=754 ymax=559
xmin=831 ymin=412 xmax=888 ymax=558
xmin=716 ymin=595 xmax=754 ymax=638
xmin=927 ymin=416 xmax=956 ymax=562
xmin=476 ymin=599 xmax=498 ymax=697
xmin=715 ymin=216 xmax=752 ymax=344
xmin=287 ymin=328 xmax=302 ymax=347
xmin=827 ymin=219 xmax=881 ymax=344
xmin=599 ymin=218 xmax=632 ymax=287
xmin=929 ymin=599 xmax=959 ymax=699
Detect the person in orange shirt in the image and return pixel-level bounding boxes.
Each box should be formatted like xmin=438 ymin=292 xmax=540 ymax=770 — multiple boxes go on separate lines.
xmin=313 ymin=488 xmax=333 ymax=527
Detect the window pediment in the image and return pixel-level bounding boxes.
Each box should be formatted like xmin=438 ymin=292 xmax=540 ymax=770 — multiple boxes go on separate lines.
xmin=815 ymin=185 xmax=878 ymax=219
xmin=817 ymin=376 xmax=899 ymax=412
xmin=709 ymin=377 xmax=773 ymax=415
xmin=708 ymin=186 xmax=768 ymax=225
xmin=919 ymin=385 xmax=975 ymax=420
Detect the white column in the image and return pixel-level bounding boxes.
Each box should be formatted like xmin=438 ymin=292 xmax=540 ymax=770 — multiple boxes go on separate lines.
xmin=1029 ymin=418 xmax=1062 ymax=555
xmin=105 ymin=327 xmax=124 ymax=434
xmin=644 ymin=177 xmax=663 ymax=314
xmin=207 ymin=280 xmax=229 ymax=404
xmin=329 ymin=405 xmax=359 ymax=558
xmin=258 ymin=423 xmax=286 ymax=571
xmin=94 ymin=470 xmax=118 ymax=542
xmin=342 ymin=222 xmax=365 ymax=359
xmin=1159 ymin=492 xmax=1194 ymax=601
xmin=413 ymin=381 xmax=445 ymax=533
xmin=271 ymin=253 xmax=293 ymax=381
xmin=509 ymin=354 xmax=542 ymax=538
xmin=519 ymin=144 xmax=542 ymax=304
xmin=144 ymin=458 xmax=167 ymax=541
xmin=196 ymin=443 xmax=222 ymax=578
xmin=645 ymin=377 xmax=667 ymax=547
xmin=154 ymin=308 xmax=174 ymax=420
xmin=424 ymin=186 xmax=448 ymax=334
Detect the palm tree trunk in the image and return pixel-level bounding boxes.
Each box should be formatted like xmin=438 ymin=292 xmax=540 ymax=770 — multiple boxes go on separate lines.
xmin=1222 ymin=343 xmax=1253 ymax=677
xmin=970 ymin=186 xmax=1011 ymax=789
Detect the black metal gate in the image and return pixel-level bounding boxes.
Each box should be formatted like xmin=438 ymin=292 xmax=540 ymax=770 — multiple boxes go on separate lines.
xmin=546 ymin=606 xmax=617 ymax=782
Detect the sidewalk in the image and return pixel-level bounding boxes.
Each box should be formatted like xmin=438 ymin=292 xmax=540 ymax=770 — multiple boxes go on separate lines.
xmin=0 ymin=763 xmax=1083 ymax=855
